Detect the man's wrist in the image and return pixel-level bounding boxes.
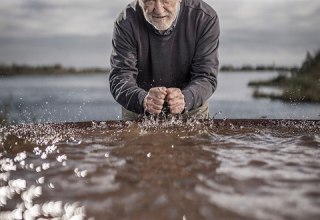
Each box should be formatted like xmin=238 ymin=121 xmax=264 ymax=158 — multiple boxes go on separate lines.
xmin=143 ymin=93 xmax=149 ymax=112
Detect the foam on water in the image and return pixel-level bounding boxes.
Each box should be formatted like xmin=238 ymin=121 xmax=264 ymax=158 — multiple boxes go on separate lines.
xmin=0 ymin=119 xmax=319 ymax=220
xmin=0 ymin=123 xmax=89 ymax=219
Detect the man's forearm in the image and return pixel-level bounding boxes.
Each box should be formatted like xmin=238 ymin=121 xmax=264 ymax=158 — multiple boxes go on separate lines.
xmin=109 ymin=70 xmax=147 ymax=114
xmin=182 ymin=74 xmax=217 ymax=111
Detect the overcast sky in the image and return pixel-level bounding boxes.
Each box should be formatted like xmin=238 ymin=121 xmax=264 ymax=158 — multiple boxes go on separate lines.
xmin=0 ymin=0 xmax=319 ymax=68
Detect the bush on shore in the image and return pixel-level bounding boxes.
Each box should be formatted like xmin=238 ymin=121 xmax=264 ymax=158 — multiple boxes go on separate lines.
xmin=249 ymin=50 xmax=320 ymax=102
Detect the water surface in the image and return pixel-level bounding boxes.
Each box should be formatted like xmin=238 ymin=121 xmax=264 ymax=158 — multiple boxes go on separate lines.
xmin=1 ymin=119 xmax=319 ymax=220
xmin=1 ymin=72 xmax=319 ymax=124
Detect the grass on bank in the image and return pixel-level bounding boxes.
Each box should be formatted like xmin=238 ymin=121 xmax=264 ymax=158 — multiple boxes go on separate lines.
xmin=249 ymin=50 xmax=320 ymax=102
xmin=0 ymin=64 xmax=108 ymax=76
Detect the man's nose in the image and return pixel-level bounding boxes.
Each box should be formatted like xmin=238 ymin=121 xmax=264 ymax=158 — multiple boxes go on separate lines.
xmin=154 ymin=0 xmax=165 ymax=14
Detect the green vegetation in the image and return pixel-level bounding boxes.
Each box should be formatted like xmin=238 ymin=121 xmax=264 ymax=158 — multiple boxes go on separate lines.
xmin=249 ymin=50 xmax=320 ymax=102
xmin=249 ymin=75 xmax=289 ymax=87
xmin=220 ymin=64 xmax=299 ymax=72
xmin=0 ymin=64 xmax=108 ymax=76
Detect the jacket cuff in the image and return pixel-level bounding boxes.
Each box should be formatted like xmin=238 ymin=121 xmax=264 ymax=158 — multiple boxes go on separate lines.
xmin=137 ymin=90 xmax=148 ymax=114
xmin=182 ymin=89 xmax=194 ymax=112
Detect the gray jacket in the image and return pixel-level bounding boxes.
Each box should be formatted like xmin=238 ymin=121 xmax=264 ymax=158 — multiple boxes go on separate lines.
xmin=109 ymin=0 xmax=220 ymax=114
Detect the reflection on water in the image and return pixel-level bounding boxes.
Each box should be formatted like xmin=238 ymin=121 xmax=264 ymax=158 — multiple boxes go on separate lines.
xmin=0 ymin=119 xmax=319 ymax=220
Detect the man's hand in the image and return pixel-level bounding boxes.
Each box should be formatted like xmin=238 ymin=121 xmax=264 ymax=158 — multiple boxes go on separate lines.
xmin=166 ymin=88 xmax=185 ymax=114
xmin=144 ymin=87 xmax=167 ymax=114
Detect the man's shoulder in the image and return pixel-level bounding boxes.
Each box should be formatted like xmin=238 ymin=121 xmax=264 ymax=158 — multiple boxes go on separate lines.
xmin=184 ymin=0 xmax=217 ymax=19
xmin=115 ymin=1 xmax=139 ymax=25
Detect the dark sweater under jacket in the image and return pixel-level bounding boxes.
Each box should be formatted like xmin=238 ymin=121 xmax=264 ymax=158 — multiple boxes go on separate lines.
xmin=109 ymin=0 xmax=220 ymax=114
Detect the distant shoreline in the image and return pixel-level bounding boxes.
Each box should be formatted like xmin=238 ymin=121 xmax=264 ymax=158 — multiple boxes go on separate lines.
xmin=0 ymin=64 xmax=299 ymax=76
xmin=247 ymin=50 xmax=320 ymax=103
xmin=0 ymin=64 xmax=109 ymax=76
xmin=219 ymin=65 xmax=299 ymax=73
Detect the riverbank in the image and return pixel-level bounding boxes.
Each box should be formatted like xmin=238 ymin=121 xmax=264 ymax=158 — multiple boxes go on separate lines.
xmin=1 ymin=63 xmax=301 ymax=76
xmin=248 ymin=51 xmax=320 ymax=103
xmin=0 ymin=64 xmax=108 ymax=76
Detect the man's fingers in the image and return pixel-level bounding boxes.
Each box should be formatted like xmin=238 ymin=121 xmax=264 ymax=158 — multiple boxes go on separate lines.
xmin=144 ymin=87 xmax=186 ymax=115
xmin=157 ymin=87 xmax=167 ymax=94
xmin=149 ymin=87 xmax=167 ymax=100
xmin=146 ymin=95 xmax=165 ymax=105
xmin=144 ymin=87 xmax=168 ymax=114
xmin=166 ymin=88 xmax=185 ymax=114
xmin=166 ymin=88 xmax=184 ymax=101
xmin=146 ymin=102 xmax=163 ymax=114
xmin=146 ymin=101 xmax=163 ymax=110
xmin=169 ymin=105 xmax=185 ymax=114
xmin=168 ymin=101 xmax=185 ymax=114
xmin=167 ymin=97 xmax=184 ymax=106
xmin=150 ymin=87 xmax=167 ymax=96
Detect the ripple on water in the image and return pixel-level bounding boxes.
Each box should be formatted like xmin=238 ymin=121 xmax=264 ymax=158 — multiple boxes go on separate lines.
xmin=196 ymin=123 xmax=320 ymax=220
xmin=0 ymin=119 xmax=319 ymax=220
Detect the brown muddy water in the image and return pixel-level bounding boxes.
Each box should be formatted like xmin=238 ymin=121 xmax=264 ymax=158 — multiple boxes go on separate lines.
xmin=0 ymin=119 xmax=320 ymax=220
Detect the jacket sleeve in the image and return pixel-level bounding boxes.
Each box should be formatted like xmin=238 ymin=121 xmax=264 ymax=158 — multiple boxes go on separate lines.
xmin=182 ymin=14 xmax=220 ymax=111
xmin=109 ymin=21 xmax=147 ymax=114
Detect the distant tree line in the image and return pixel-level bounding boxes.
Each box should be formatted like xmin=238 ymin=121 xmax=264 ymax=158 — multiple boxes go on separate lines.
xmin=249 ymin=50 xmax=320 ymax=102
xmin=0 ymin=63 xmax=108 ymax=76
xmin=220 ymin=64 xmax=299 ymax=72
xmin=0 ymin=62 xmax=302 ymax=76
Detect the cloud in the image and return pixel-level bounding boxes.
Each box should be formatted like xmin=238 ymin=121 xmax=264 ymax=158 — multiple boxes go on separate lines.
xmin=0 ymin=35 xmax=109 ymax=67
xmin=0 ymin=0 xmax=319 ymax=67
xmin=0 ymin=0 xmax=128 ymax=37
xmin=210 ymin=0 xmax=320 ymax=65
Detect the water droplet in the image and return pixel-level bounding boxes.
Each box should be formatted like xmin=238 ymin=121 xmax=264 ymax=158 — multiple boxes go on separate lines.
xmin=41 ymin=153 xmax=47 ymax=159
xmin=33 ymin=147 xmax=42 ymax=155
xmin=37 ymin=177 xmax=45 ymax=184
xmin=20 ymin=160 xmax=25 ymax=167
xmin=42 ymin=163 xmax=50 ymax=170
xmin=56 ymin=155 xmax=67 ymax=163
xmin=29 ymin=163 xmax=34 ymax=169
xmin=80 ymin=170 xmax=88 ymax=177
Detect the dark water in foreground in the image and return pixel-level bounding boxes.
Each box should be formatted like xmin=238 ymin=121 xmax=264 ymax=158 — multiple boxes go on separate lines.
xmin=1 ymin=119 xmax=319 ymax=220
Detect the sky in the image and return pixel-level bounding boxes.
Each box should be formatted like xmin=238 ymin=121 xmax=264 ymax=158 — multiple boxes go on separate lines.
xmin=0 ymin=0 xmax=319 ymax=68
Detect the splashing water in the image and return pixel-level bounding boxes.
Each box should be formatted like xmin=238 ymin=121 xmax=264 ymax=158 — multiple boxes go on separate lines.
xmin=0 ymin=119 xmax=319 ymax=220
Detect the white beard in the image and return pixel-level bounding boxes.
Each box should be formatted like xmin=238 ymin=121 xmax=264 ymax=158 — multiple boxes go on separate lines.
xmin=141 ymin=1 xmax=180 ymax=31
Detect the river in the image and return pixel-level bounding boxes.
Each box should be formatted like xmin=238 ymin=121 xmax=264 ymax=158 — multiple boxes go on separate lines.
xmin=0 ymin=120 xmax=319 ymax=220
xmin=0 ymin=72 xmax=319 ymax=220
xmin=0 ymin=71 xmax=319 ymax=124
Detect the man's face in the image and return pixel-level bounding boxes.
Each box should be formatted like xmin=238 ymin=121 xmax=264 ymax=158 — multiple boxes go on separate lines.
xmin=139 ymin=0 xmax=181 ymax=31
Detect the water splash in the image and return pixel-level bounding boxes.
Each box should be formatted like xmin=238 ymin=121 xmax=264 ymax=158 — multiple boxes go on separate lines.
xmin=0 ymin=120 xmax=319 ymax=220
xmin=211 ymin=110 xmax=222 ymax=119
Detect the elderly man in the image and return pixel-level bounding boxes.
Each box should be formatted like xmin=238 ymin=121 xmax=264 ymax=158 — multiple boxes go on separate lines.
xmin=109 ymin=0 xmax=219 ymax=120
